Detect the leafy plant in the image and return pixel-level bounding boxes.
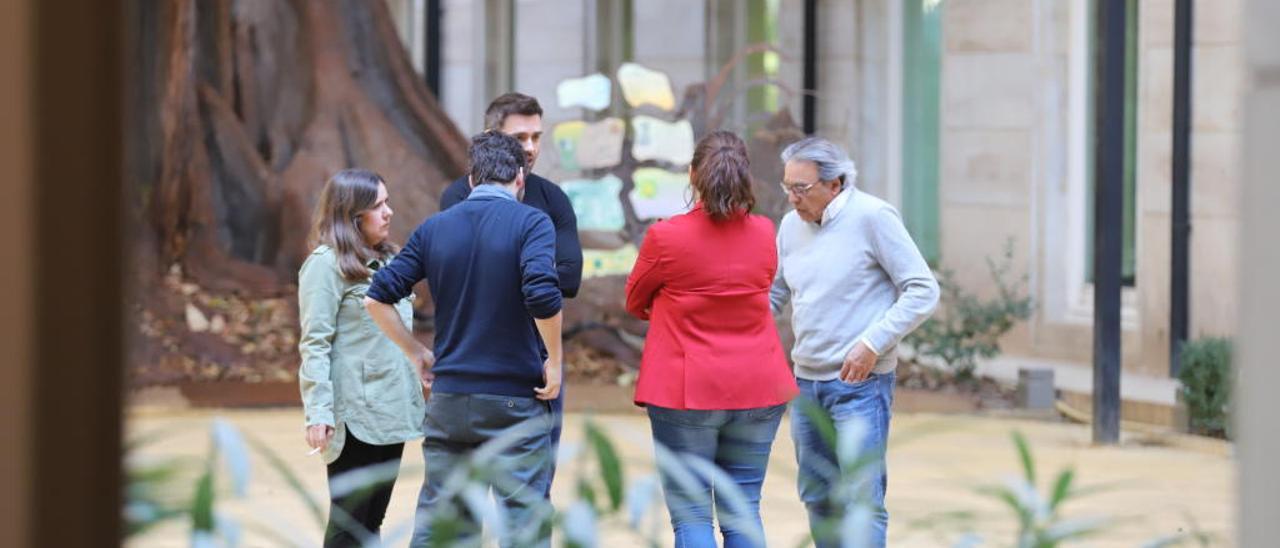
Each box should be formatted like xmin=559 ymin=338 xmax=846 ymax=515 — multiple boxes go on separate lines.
xmin=907 ymin=240 xmax=1034 ymax=379
xmin=127 ymin=415 xmax=1215 ymax=547
xmin=125 ymin=418 xmax=254 ymax=546
xmin=1177 ymin=337 xmax=1233 ymax=438
xmin=125 ymin=418 xmax=365 ymax=547
xmin=923 ymin=431 xmax=1112 ymax=548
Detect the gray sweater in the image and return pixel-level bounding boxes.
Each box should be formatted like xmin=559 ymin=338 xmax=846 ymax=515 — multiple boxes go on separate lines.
xmin=770 ymin=188 xmax=940 ymax=380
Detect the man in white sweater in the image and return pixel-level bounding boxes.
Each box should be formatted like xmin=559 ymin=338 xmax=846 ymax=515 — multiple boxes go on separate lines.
xmin=770 ymin=137 xmax=939 ymax=548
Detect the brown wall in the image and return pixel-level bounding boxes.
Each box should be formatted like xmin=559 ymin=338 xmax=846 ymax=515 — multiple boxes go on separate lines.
xmin=0 ymin=0 xmax=126 ymax=545
xmin=0 ymin=0 xmax=34 ymax=544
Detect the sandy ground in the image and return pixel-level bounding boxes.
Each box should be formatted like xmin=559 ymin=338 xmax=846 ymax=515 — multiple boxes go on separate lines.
xmin=124 ymin=407 xmax=1234 ymax=547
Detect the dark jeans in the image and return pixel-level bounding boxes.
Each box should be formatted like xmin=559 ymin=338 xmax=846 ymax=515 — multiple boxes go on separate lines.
xmin=647 ymin=404 xmax=787 ymax=548
xmin=411 ymin=392 xmax=556 ymax=548
xmin=323 ymin=430 xmax=405 ymax=548
xmin=791 ymin=373 xmax=896 ymax=548
xmin=547 ymin=388 xmax=564 ymax=497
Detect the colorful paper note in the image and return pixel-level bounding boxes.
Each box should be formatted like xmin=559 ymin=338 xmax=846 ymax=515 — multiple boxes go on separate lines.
xmin=631 ymin=116 xmax=694 ymax=165
xmin=617 ymin=63 xmax=676 ymax=111
xmin=551 ymin=121 xmax=586 ymax=171
xmin=562 ymin=175 xmax=626 ymax=232
xmin=556 ymin=73 xmax=612 ymax=111
xmin=582 ymin=244 xmax=639 ymax=279
xmin=629 ymin=168 xmax=691 ymax=220
xmin=577 ymin=118 xmax=626 ymax=170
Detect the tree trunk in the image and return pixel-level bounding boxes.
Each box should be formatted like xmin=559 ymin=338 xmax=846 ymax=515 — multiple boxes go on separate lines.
xmin=127 ymin=0 xmax=467 ymax=385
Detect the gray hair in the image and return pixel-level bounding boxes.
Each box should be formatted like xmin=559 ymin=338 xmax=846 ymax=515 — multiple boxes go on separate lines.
xmin=780 ymin=137 xmax=858 ymax=188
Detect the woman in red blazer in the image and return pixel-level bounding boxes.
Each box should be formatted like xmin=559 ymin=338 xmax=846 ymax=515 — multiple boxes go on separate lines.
xmin=626 ymin=130 xmax=798 ymax=548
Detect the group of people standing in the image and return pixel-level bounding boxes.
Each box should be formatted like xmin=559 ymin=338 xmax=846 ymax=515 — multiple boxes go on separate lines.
xmin=298 ymin=92 xmax=939 ymax=548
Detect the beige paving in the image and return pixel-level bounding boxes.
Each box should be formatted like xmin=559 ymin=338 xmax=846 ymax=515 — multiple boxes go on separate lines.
xmin=125 ymin=407 xmax=1234 ymax=547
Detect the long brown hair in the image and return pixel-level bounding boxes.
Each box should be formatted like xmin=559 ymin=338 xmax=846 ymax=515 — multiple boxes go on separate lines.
xmin=690 ymin=130 xmax=755 ymax=221
xmin=307 ymin=169 xmax=397 ymax=281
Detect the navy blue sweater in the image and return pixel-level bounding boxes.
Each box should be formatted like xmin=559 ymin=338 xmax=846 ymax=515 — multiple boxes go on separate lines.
xmin=441 ymin=173 xmax=583 ymax=298
xmin=368 ymin=185 xmax=563 ymax=397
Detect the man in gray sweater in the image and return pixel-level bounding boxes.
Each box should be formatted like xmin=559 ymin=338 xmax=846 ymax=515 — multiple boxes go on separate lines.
xmin=770 ymin=137 xmax=939 ymax=547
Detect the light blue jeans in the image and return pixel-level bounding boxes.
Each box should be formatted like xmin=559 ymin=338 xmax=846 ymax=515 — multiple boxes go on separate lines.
xmin=791 ymin=373 xmax=896 ymax=548
xmin=647 ymin=404 xmax=787 ymax=548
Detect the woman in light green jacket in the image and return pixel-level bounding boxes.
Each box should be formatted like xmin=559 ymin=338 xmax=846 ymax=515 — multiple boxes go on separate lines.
xmin=298 ymin=169 xmax=426 ymax=547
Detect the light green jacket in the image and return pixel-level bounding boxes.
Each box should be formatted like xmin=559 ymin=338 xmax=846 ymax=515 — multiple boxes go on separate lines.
xmin=297 ymin=245 xmax=425 ymax=464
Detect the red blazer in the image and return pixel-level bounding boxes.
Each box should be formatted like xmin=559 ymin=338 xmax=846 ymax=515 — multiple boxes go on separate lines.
xmin=625 ymin=205 xmax=798 ymax=410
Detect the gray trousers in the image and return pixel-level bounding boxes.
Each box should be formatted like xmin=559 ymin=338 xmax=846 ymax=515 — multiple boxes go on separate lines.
xmin=410 ymin=392 xmax=555 ymax=548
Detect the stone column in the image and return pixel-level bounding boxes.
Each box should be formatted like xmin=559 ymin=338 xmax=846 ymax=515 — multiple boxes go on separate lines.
xmin=1237 ymin=0 xmax=1280 ymax=543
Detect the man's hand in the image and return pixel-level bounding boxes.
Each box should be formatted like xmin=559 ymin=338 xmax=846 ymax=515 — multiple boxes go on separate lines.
xmin=411 ymin=347 xmax=436 ymax=396
xmin=534 ymin=358 xmax=562 ymax=401
xmin=365 ymin=296 xmax=436 ymax=396
xmin=839 ymin=341 xmax=878 ymax=383
xmin=305 ymin=424 xmax=334 ymax=450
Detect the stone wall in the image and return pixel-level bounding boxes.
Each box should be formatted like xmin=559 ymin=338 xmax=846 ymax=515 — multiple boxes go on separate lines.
xmin=937 ymin=0 xmax=1244 ymax=378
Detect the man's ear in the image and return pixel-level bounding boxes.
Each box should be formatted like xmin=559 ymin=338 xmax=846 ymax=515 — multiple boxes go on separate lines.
xmin=514 ymin=167 xmax=526 ymax=190
xmin=467 ymin=174 xmax=476 ymax=189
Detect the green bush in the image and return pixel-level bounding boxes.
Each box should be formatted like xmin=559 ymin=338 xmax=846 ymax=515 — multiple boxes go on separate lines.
xmin=1177 ymin=337 xmax=1233 ymax=438
xmin=907 ymin=241 xmax=1034 ymax=380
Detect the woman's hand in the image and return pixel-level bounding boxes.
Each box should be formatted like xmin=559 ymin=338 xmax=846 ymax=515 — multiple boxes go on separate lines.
xmin=306 ymin=424 xmax=334 ymax=450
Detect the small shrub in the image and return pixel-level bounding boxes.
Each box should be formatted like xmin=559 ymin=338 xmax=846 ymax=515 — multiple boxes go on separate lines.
xmin=979 ymin=431 xmax=1109 ymax=547
xmin=907 ymin=241 xmax=1034 ymax=379
xmin=1177 ymin=337 xmax=1233 ymax=438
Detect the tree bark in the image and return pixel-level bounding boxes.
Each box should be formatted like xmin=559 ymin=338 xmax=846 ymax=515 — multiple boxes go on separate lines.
xmin=128 ymin=0 xmax=467 ymax=385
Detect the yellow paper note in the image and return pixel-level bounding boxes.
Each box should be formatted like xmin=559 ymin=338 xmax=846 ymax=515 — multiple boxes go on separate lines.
xmin=551 ymin=121 xmax=586 ymax=171
xmin=582 ymin=244 xmax=639 ymax=279
xmin=617 ymin=62 xmax=676 ymax=111
xmin=629 ymin=168 xmax=691 ymax=220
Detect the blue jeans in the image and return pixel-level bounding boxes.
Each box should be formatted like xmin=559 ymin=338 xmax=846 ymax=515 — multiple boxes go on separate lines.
xmin=411 ymin=392 xmax=555 ymax=548
xmin=791 ymin=373 xmax=895 ymax=548
xmin=647 ymin=404 xmax=787 ymax=548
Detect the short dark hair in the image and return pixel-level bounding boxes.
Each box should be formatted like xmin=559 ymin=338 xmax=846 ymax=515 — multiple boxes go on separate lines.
xmin=469 ymin=131 xmax=526 ymax=185
xmin=690 ymin=131 xmax=755 ymax=221
xmin=483 ymin=93 xmax=543 ymax=131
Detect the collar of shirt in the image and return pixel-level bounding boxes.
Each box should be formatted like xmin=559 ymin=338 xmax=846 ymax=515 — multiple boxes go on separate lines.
xmin=466 ymin=183 xmax=517 ymax=202
xmin=817 ymin=186 xmax=854 ymax=227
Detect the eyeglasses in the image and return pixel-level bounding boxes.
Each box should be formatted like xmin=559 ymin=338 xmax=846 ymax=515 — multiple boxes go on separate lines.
xmin=779 ymin=181 xmax=821 ymax=196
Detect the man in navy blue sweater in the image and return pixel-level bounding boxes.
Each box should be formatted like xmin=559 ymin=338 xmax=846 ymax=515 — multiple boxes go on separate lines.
xmin=365 ymin=131 xmax=563 ymax=547
xmin=439 ymin=92 xmax=582 ymax=497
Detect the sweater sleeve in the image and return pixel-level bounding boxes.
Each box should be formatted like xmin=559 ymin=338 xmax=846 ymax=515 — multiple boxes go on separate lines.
xmin=439 ymin=176 xmax=470 ymax=211
xmin=545 ymin=183 xmax=584 ymax=298
xmin=368 ymin=227 xmax=427 ymax=304
xmin=520 ymin=213 xmax=563 ymax=319
xmin=859 ymin=205 xmax=940 ymax=353
xmin=769 ymin=226 xmax=792 ymax=317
